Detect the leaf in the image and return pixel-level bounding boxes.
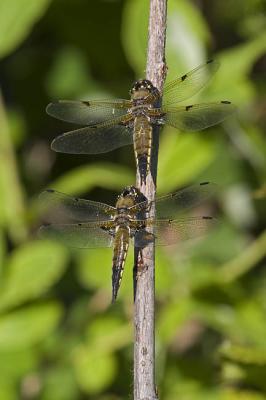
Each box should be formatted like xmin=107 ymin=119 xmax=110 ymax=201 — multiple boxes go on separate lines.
xmin=0 ymin=302 xmax=63 ymax=350
xmin=157 ymin=127 xmax=215 ymax=193
xmin=157 ymin=298 xmax=196 ymax=344
xmin=155 ymin=249 xmax=176 ymax=295
xmin=122 ymin=0 xmax=210 ymax=77
xmin=221 ymin=388 xmax=266 ymax=400
xmin=0 ymin=380 xmax=16 ymax=400
xmin=73 ymin=345 xmax=117 ymax=394
xmin=189 ymin=219 xmax=248 ymax=266
xmin=50 ymin=163 xmax=134 ymax=195
xmin=77 ymin=245 xmax=134 ymax=303
xmin=235 ymin=300 xmax=266 ymax=347
xmin=194 ymin=299 xmax=266 ymax=347
xmin=41 ymin=367 xmax=79 ymax=400
xmin=0 ymin=348 xmax=38 ymax=381
xmin=209 ymin=33 xmax=266 ymax=104
xmin=76 ymin=248 xmax=113 ymax=293
xmin=0 ymin=229 xmax=6 ymax=274
xmin=220 ymin=342 xmax=266 ymax=366
xmin=7 ymin=110 xmax=27 ymax=148
xmin=218 ymin=230 xmax=266 ymax=283
xmin=163 ymin=369 xmax=220 ymax=400
xmin=0 ymin=0 xmax=52 ymax=59
xmin=0 ymin=94 xmax=27 ymax=241
xmin=85 ymin=316 xmax=131 ymax=352
xmin=199 ymin=137 xmax=245 ymax=187
xmin=45 ymin=47 xmax=92 ymax=99
xmin=0 ymin=241 xmax=68 ymax=311
xmin=164 ymin=0 xmax=211 ymax=83
xmin=121 ymin=0 xmax=148 ymax=75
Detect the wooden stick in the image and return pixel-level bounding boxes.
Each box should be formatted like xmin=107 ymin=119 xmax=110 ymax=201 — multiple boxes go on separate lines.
xmin=133 ymin=1 xmax=167 ymax=399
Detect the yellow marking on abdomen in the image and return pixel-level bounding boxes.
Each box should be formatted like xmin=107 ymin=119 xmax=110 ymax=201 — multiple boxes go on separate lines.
xmin=112 ymin=227 xmax=130 ymax=301
xmin=133 ymin=116 xmax=152 ymax=181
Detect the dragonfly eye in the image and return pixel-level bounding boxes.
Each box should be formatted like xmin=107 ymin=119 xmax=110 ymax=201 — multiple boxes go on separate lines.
xmin=121 ymin=185 xmax=139 ymax=198
xmin=130 ymin=79 xmax=155 ymax=94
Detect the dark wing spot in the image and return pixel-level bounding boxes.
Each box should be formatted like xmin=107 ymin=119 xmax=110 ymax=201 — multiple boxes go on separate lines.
xmin=74 ymin=198 xmax=79 ymax=202
xmin=82 ymin=101 xmax=90 ymax=106
xmin=43 ymin=223 xmax=51 ymax=227
xmin=200 ymin=181 xmax=209 ymax=186
xmin=185 ymin=105 xmax=193 ymax=111
xmin=78 ymin=223 xmax=82 ymax=226
xmin=202 ymin=216 xmax=213 ymax=220
xmin=207 ymin=59 xmax=214 ymax=64
xmin=221 ymin=101 xmax=231 ymax=104
xmin=46 ymin=189 xmax=55 ymax=193
xmin=181 ymin=74 xmax=187 ymax=81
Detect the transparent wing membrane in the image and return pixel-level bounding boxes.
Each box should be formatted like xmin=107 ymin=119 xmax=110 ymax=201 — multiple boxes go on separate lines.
xmin=51 ymin=122 xmax=134 ymax=154
xmin=155 ymin=182 xmax=216 ymax=218
xmin=134 ymin=216 xmax=215 ymax=247
xmin=162 ymin=60 xmax=220 ymax=106
xmin=46 ymin=60 xmax=235 ymax=158
xmin=163 ymin=102 xmax=236 ymax=131
xmin=46 ymin=99 xmax=131 ymax=125
xmin=39 ymin=222 xmax=114 ymax=248
xmin=129 ymin=182 xmax=216 ymax=219
xmin=39 ymin=189 xmax=115 ymax=223
xmin=39 ymin=181 xmax=216 ymax=249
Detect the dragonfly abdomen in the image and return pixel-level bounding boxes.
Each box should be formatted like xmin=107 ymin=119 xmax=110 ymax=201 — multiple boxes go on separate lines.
xmin=133 ymin=116 xmax=152 ymax=184
xmin=112 ymin=226 xmax=130 ymax=302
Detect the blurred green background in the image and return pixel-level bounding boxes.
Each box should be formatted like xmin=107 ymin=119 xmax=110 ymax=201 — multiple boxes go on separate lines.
xmin=0 ymin=0 xmax=265 ymax=399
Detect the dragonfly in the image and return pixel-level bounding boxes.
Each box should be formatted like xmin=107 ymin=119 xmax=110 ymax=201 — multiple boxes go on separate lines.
xmin=47 ymin=60 xmax=236 ymax=183
xmin=39 ymin=182 xmax=216 ymax=302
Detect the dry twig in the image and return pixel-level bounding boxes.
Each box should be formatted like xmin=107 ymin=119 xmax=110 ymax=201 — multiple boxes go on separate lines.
xmin=133 ymin=1 xmax=168 ymax=399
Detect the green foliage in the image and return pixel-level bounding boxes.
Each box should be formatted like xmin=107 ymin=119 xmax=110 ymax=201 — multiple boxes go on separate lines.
xmin=73 ymin=346 xmax=118 ymax=394
xmin=158 ymin=128 xmax=216 ymax=193
xmin=0 ymin=302 xmax=62 ymax=349
xmin=122 ymin=0 xmax=211 ymax=78
xmin=51 ymin=163 xmax=134 ymax=195
xmin=0 ymin=0 xmax=265 ymax=398
xmin=0 ymin=0 xmax=52 ymax=59
xmin=0 ymin=240 xmax=68 ymax=311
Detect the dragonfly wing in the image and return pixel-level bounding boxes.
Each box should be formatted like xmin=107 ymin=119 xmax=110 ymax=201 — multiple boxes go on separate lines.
xmin=51 ymin=121 xmax=134 ymax=154
xmin=39 ymin=190 xmax=115 ymax=222
xmin=154 ymin=182 xmax=216 ymax=219
xmin=129 ymin=182 xmax=216 ymax=219
xmin=39 ymin=222 xmax=114 ymax=248
xmin=134 ymin=216 xmax=215 ymax=247
xmin=163 ymin=102 xmax=236 ymax=132
xmin=163 ymin=60 xmax=219 ymax=106
xmin=46 ymin=99 xmax=132 ymax=125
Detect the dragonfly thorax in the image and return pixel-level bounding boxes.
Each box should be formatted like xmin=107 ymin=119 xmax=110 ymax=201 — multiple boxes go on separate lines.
xmin=113 ymin=213 xmax=133 ymax=230
xmin=114 ymin=213 xmax=130 ymax=221
xmin=116 ymin=207 xmax=130 ymax=215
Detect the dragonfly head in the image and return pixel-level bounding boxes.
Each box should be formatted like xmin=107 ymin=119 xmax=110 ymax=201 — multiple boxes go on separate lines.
xmin=130 ymin=79 xmax=160 ymax=101
xmin=116 ymin=186 xmax=141 ymax=209
xmin=121 ymin=185 xmax=138 ymax=197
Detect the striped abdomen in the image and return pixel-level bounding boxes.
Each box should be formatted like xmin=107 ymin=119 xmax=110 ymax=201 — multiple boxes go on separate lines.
xmin=112 ymin=226 xmax=130 ymax=302
xmin=133 ymin=115 xmax=152 ymax=184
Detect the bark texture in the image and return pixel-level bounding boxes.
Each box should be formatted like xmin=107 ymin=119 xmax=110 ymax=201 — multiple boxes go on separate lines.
xmin=134 ymin=1 xmax=167 ymax=399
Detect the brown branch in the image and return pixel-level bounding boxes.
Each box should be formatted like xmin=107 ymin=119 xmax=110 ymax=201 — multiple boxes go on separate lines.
xmin=133 ymin=1 xmax=167 ymax=399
